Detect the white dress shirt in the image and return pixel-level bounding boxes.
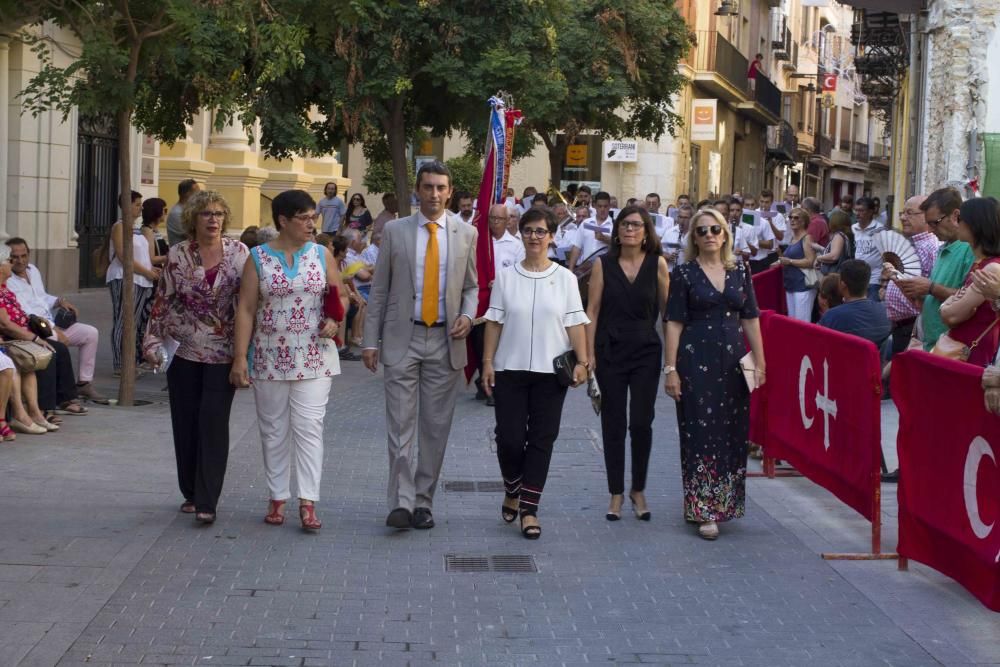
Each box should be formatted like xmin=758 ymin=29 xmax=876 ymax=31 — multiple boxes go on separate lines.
xmin=749 ymin=215 xmax=776 ymax=261
xmin=413 ymin=212 xmax=449 ymax=323
xmin=7 ymin=265 xmax=58 ymax=318
xmin=485 ymin=263 xmax=590 ymax=373
xmin=550 ymin=220 xmax=578 ymax=260
xmin=492 ymin=231 xmax=525 ymax=271
xmin=651 ymin=213 xmax=676 ymax=240
xmin=572 ymin=216 xmax=613 ymax=262
xmin=661 ymin=227 xmax=688 ymax=272
xmin=361 ymin=243 xmax=379 ymax=267
xmin=759 ymin=208 xmax=788 ymax=248
xmin=731 ymin=222 xmax=754 ymax=258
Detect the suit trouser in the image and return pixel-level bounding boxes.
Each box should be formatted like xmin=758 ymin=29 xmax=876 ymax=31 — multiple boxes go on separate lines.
xmin=596 ymin=361 xmax=659 ymax=495
xmin=167 ymin=357 xmax=235 ymax=512
xmin=383 ymin=325 xmax=461 ymax=512
xmin=35 ymin=339 xmax=78 ymax=411
xmin=254 ymin=376 xmax=332 ymax=502
xmin=493 ymin=371 xmax=568 ymax=516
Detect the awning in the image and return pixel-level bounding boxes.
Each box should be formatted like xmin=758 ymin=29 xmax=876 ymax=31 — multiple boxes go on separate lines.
xmin=829 ymin=167 xmax=866 ymax=184
xmin=833 ymin=0 xmax=923 ymax=12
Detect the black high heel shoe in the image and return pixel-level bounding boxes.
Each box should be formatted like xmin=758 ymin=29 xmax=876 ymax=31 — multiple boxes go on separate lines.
xmin=606 ymin=494 xmax=623 ymax=521
xmin=520 ymin=514 xmax=541 ymax=539
xmin=629 ymin=493 xmax=651 ymax=521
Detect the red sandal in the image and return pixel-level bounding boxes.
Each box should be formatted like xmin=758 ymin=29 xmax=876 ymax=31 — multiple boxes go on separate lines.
xmin=299 ymin=503 xmax=321 ymax=532
xmin=0 ymin=420 xmax=16 ymax=442
xmin=264 ymin=499 xmax=286 ymax=525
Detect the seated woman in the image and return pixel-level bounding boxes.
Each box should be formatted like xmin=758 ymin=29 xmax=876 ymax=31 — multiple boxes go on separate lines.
xmin=0 ymin=258 xmax=86 ymax=423
xmin=2 ymin=359 xmax=49 ymax=436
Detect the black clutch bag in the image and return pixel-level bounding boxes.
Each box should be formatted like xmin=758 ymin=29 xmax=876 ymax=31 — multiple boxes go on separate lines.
xmin=27 ymin=314 xmax=53 ymax=339
xmin=53 ymin=307 xmax=77 ymax=330
xmin=552 ymin=350 xmax=578 ymax=388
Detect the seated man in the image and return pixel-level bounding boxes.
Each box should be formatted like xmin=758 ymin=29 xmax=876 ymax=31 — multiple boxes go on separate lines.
xmin=818 ymin=259 xmax=892 ymax=362
xmin=5 ymin=238 xmax=107 ymax=403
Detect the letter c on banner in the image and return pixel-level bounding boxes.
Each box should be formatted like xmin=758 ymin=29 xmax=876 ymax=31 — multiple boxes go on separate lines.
xmin=964 ymin=436 xmax=997 ymax=540
xmin=799 ymin=356 xmax=814 ymax=430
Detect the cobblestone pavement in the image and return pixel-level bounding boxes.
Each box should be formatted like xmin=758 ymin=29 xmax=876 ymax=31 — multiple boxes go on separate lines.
xmin=0 ymin=289 xmax=998 ymax=667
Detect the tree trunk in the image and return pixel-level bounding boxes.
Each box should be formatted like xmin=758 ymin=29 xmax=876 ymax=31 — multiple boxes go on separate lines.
xmin=385 ymin=98 xmax=411 ymax=217
xmin=117 ymin=106 xmax=136 ymax=407
xmin=540 ymin=131 xmax=568 ymax=192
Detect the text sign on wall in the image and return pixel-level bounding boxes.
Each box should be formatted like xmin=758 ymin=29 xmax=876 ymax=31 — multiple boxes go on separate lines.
xmin=602 ymin=140 xmax=638 ymax=162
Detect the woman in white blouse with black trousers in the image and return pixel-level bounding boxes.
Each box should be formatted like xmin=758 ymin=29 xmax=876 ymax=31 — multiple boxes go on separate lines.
xmin=482 ymin=208 xmax=590 ymax=539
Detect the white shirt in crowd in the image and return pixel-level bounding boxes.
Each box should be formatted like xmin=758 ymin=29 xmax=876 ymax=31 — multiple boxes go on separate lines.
xmin=730 ymin=222 xmax=755 ymax=259
xmin=7 ymin=264 xmax=58 ymax=319
xmin=485 ymin=262 xmax=590 ymax=373
xmin=572 ymin=216 xmax=614 ymax=262
xmin=852 ymin=219 xmax=886 ymax=286
xmin=413 ymin=212 xmax=449 ymax=322
xmin=361 ymin=243 xmax=379 ymax=267
xmin=661 ymin=227 xmax=688 ymax=272
xmin=345 ymin=247 xmax=371 ymax=288
xmin=651 ymin=213 xmax=676 ymax=241
xmin=550 ymin=220 xmax=578 ymax=260
xmin=759 ymin=208 xmax=788 ymax=248
xmin=107 ymin=228 xmax=155 ymax=288
xmin=492 ymin=231 xmax=525 ymax=271
xmin=749 ymin=214 xmax=776 ymax=262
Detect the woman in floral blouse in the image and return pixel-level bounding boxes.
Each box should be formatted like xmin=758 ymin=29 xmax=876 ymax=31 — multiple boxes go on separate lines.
xmin=231 ymin=189 xmax=345 ymax=533
xmin=144 ymin=191 xmax=249 ymax=525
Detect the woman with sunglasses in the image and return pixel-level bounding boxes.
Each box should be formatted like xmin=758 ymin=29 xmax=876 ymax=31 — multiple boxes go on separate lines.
xmin=482 ymin=208 xmax=590 ymax=539
xmin=585 ymin=206 xmax=670 ymax=522
xmin=778 ymin=207 xmax=818 ymax=322
xmin=232 ymin=190 xmax=346 ymax=533
xmin=343 ymin=193 xmax=373 ymax=235
xmin=663 ymin=208 xmax=764 ymax=540
xmin=939 ymin=197 xmax=1000 ymax=366
xmin=143 ymin=191 xmax=249 ymax=524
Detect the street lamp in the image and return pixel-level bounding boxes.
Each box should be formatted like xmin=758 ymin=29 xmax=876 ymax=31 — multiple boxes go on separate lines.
xmin=715 ymin=0 xmax=738 ymax=16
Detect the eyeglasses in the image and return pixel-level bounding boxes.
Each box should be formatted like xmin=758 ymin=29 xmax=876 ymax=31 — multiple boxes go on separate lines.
xmin=198 ymin=210 xmax=226 ymax=219
xmin=620 ymin=220 xmax=644 ymax=231
xmin=928 ymin=213 xmax=948 ymax=226
xmin=292 ymin=213 xmax=321 ymax=223
xmin=695 ymin=225 xmax=723 ymax=237
xmin=521 ymin=228 xmax=550 ymax=238
xmin=488 ymin=216 xmax=508 ymax=222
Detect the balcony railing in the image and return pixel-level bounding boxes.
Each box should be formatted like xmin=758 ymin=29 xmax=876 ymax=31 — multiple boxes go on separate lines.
xmin=816 ymin=135 xmax=833 ymax=159
xmin=839 ymin=137 xmax=851 ymax=151
xmin=692 ymin=31 xmax=749 ymax=94
xmin=767 ymin=120 xmax=797 ymax=160
xmin=752 ymin=73 xmax=783 ymax=120
xmin=851 ymin=141 xmax=870 ymax=163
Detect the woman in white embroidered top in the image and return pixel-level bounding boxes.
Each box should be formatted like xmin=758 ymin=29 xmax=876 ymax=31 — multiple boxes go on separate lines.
xmin=231 ymin=190 xmax=346 ymax=533
xmin=481 ymin=208 xmax=590 ymax=540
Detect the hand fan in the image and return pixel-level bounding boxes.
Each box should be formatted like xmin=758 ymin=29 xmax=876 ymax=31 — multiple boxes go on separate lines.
xmin=874 ymin=229 xmax=921 ymax=276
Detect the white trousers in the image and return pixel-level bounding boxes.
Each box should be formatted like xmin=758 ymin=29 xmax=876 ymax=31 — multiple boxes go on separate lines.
xmin=786 ymin=290 xmax=817 ymax=323
xmin=254 ymin=376 xmax=332 ymax=502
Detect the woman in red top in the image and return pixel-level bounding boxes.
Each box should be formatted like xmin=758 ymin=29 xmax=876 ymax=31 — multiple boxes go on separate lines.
xmin=940 ymin=198 xmax=1000 ymax=367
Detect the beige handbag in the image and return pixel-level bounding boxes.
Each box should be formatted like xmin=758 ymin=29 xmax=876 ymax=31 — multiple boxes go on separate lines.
xmin=931 ymin=317 xmax=1000 ymax=362
xmin=2 ymin=339 xmax=54 ymax=372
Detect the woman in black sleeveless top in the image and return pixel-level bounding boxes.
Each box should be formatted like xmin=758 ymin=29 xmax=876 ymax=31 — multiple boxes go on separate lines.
xmin=586 ymin=206 xmax=670 ymax=521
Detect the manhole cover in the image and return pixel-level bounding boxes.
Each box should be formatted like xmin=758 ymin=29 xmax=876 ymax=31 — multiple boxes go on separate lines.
xmin=444 ymin=554 xmax=537 ymax=573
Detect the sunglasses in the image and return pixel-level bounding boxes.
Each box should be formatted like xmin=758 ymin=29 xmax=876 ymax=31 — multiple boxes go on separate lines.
xmin=695 ymin=225 xmax=723 ymax=237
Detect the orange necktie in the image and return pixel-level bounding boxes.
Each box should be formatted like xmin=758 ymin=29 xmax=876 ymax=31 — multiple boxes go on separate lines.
xmin=421 ymin=222 xmax=439 ymax=326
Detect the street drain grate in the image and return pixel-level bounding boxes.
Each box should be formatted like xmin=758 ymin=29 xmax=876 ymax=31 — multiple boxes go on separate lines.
xmin=445 ymin=554 xmax=537 ymax=573
xmin=442 ymin=480 xmax=506 ymax=493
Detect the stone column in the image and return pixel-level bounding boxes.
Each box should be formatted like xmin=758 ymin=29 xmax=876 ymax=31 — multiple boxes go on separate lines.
xmin=259 ymin=154 xmax=316 ymax=211
xmin=204 ymin=113 xmax=268 ymax=231
xmin=0 ymin=37 xmax=10 ymax=243
xmin=158 ymin=119 xmax=215 ymax=206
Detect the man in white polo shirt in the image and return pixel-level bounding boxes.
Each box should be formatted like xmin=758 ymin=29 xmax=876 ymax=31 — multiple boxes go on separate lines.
xmin=643 ymin=192 xmax=675 ymax=240
xmin=567 ymin=191 xmax=613 ymax=271
xmin=489 ymin=204 xmax=525 ymax=273
xmin=757 ymin=189 xmax=787 ymax=257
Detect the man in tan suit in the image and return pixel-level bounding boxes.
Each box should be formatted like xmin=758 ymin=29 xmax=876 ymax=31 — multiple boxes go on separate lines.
xmin=363 ymin=161 xmax=479 ymax=529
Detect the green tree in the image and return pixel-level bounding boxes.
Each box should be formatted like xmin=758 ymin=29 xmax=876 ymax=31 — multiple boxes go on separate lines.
xmin=469 ymin=1 xmax=692 ymax=188
xmin=252 ymin=0 xmax=558 ymax=215
xmin=4 ymin=0 xmax=305 ymax=405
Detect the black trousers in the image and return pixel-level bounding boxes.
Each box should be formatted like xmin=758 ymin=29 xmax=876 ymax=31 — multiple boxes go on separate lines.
xmin=596 ymin=361 xmax=659 ymax=495
xmin=35 ymin=339 xmax=78 ymax=411
xmin=167 ymin=357 xmax=236 ymax=513
xmin=748 ymin=253 xmax=778 ymax=274
xmin=470 ymin=322 xmax=486 ymax=379
xmin=891 ymin=317 xmax=917 ymax=356
xmin=493 ymin=371 xmax=568 ymax=516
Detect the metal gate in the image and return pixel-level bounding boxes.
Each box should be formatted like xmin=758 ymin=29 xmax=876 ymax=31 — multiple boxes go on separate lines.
xmin=75 ymin=113 xmax=119 ymax=288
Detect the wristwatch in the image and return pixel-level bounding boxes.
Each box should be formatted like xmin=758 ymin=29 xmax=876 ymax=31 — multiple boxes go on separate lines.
xmin=663 ymin=365 xmax=677 ymax=375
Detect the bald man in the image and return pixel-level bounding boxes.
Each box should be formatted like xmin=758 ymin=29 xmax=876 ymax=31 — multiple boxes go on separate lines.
xmin=882 ymin=194 xmax=937 ymax=355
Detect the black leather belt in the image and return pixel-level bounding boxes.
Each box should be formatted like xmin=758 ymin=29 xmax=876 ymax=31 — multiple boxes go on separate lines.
xmin=412 ymin=320 xmax=446 ymax=328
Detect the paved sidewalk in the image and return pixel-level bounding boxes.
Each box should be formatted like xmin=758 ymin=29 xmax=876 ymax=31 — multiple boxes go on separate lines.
xmin=0 ymin=289 xmax=997 ymax=666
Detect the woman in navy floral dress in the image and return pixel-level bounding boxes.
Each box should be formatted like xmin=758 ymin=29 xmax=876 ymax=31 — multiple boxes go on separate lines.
xmin=663 ymin=208 xmax=765 ymax=540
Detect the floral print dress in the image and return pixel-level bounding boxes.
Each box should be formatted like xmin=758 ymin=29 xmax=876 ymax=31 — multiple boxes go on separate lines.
xmin=665 ymin=261 xmax=760 ymax=523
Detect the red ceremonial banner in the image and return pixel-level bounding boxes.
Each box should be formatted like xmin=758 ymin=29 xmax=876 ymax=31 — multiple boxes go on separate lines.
xmin=749 ymin=311 xmax=773 ymax=446
xmin=760 ymin=314 xmax=882 ymax=520
xmin=892 ymin=351 xmax=1000 ymax=611
xmin=750 ymin=266 xmax=786 ymax=315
